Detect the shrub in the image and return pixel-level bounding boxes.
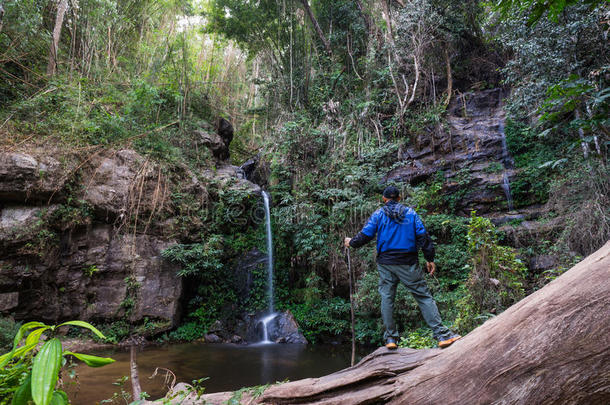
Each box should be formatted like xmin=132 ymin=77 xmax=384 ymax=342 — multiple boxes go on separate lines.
xmin=455 ymin=213 xmax=527 ymax=333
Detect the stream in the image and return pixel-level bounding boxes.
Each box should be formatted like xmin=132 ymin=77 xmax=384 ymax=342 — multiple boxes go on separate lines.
xmin=66 ymin=343 xmax=362 ymax=404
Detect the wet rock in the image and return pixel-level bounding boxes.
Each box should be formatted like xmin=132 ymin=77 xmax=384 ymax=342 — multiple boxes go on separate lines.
xmin=0 ymin=152 xmax=67 ymax=203
xmin=204 ymin=333 xmax=222 ymax=343
xmin=203 ymin=164 xmax=262 ymax=195
xmin=230 ymin=334 xmax=243 ymax=344
xmin=530 ymin=255 xmax=558 ymax=272
xmin=384 ymin=89 xmax=527 ymax=215
xmin=273 ymin=311 xmax=308 ymax=344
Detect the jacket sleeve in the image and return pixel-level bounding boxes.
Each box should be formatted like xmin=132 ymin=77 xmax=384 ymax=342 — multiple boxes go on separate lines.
xmin=414 ymin=214 xmax=435 ymax=262
xmin=349 ymin=211 xmax=379 ymax=249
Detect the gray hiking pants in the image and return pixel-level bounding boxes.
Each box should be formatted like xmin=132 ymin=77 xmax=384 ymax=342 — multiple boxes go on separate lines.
xmin=377 ymin=263 xmax=451 ymax=340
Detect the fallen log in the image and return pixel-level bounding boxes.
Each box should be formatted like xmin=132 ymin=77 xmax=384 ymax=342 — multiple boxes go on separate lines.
xmin=166 ymin=241 xmax=610 ymax=404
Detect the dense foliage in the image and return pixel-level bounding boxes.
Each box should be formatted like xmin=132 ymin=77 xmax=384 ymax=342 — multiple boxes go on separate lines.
xmin=0 ymin=0 xmax=607 ymax=348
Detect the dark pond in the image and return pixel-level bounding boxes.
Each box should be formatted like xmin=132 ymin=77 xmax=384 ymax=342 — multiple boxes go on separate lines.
xmin=66 ymin=342 xmax=365 ymax=404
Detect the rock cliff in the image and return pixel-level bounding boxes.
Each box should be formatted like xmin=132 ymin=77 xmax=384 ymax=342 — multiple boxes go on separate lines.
xmin=0 ymin=121 xmax=260 ymax=334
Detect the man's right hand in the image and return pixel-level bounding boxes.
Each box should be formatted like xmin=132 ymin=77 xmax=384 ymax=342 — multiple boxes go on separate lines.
xmin=426 ymin=262 xmax=436 ymax=276
xmin=344 ymin=237 xmax=352 ymax=248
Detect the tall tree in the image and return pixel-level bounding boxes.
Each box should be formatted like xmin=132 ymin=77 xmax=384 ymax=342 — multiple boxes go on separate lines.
xmin=299 ymin=0 xmax=332 ymax=55
xmin=47 ymin=0 xmax=68 ymax=76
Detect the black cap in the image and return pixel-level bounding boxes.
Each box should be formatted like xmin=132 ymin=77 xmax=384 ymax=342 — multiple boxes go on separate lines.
xmin=383 ymin=186 xmax=400 ymax=199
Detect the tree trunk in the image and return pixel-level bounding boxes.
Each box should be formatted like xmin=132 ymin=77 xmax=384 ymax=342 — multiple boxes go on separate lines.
xmin=47 ymin=0 xmax=69 ymax=76
xmin=299 ymin=0 xmax=332 ymax=56
xmin=0 ymin=2 xmax=5 ymax=34
xmin=130 ymin=345 xmax=142 ymax=402
xmin=184 ymin=241 xmax=610 ymax=404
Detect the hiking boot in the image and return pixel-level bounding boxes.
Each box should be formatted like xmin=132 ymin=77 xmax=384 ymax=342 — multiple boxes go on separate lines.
xmin=385 ymin=337 xmax=398 ymax=350
xmin=438 ymin=334 xmax=461 ymax=348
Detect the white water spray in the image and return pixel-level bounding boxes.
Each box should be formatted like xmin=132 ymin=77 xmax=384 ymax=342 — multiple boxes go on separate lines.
xmin=259 ymin=313 xmax=277 ymax=344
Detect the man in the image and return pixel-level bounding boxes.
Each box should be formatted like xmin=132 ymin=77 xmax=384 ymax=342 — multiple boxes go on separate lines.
xmin=344 ymin=186 xmax=461 ymax=350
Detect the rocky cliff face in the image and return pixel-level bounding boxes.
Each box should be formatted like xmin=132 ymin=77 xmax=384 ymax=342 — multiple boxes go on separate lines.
xmin=0 ymin=121 xmax=261 ymax=334
xmin=386 ymin=89 xmax=546 ymax=226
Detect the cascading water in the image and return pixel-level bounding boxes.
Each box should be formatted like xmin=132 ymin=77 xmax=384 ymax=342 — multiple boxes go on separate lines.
xmin=262 ymin=191 xmax=274 ymax=313
xmin=258 ymin=191 xmax=277 ymax=344
xmin=499 ymin=121 xmax=515 ymax=211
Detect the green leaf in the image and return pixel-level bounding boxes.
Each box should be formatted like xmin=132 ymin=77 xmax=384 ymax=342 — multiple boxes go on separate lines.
xmin=0 ymin=342 xmax=38 ymax=364
xmin=0 ymin=322 xmax=47 ymax=368
xmin=26 ymin=327 xmax=50 ymax=347
xmin=57 ymin=321 xmax=106 ymax=340
xmin=11 ymin=374 xmax=32 ymax=405
xmin=32 ymin=338 xmax=62 ymax=405
xmin=49 ymin=391 xmax=68 ymax=405
xmin=63 ymin=351 xmax=115 ymax=367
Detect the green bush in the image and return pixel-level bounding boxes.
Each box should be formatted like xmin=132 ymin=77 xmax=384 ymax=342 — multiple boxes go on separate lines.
xmin=0 ymin=317 xmax=21 ymax=352
xmin=169 ymin=322 xmax=207 ymax=341
xmin=455 ymin=213 xmax=527 ymax=333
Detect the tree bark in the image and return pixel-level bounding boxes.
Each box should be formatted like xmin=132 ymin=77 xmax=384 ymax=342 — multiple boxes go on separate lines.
xmin=299 ymin=0 xmax=332 ymax=56
xmin=130 ymin=345 xmax=142 ymax=402
xmin=0 ymin=2 xmax=5 ymax=34
xmin=181 ymin=241 xmax=610 ymax=405
xmin=47 ymin=0 xmax=69 ymax=76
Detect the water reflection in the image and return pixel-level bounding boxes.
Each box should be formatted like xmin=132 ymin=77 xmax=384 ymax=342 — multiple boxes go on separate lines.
xmin=67 ymin=343 xmax=359 ymax=404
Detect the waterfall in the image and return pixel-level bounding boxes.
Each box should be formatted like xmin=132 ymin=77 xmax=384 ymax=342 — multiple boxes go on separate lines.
xmin=262 ymin=191 xmax=274 ymax=313
xmin=499 ymin=122 xmax=515 ymax=211
xmin=258 ymin=191 xmax=277 ymax=344
xmin=259 ymin=313 xmax=277 ymax=344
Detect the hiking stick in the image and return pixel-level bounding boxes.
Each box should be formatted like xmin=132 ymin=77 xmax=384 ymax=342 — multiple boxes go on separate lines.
xmin=345 ymin=246 xmax=356 ymax=366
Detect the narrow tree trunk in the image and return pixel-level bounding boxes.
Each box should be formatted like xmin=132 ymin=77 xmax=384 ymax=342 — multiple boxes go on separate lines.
xmin=444 ymin=46 xmax=453 ymax=106
xmin=185 ymin=242 xmax=610 ymax=405
xmin=47 ymin=0 xmax=69 ymax=76
xmin=130 ymin=345 xmax=142 ymax=402
xmin=299 ymin=0 xmax=332 ymax=56
xmin=0 ymin=2 xmax=5 ymax=34
xmin=575 ymin=109 xmax=590 ymax=159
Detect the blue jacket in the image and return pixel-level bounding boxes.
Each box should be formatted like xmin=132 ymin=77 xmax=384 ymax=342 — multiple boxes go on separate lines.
xmin=350 ymin=200 xmax=435 ymax=264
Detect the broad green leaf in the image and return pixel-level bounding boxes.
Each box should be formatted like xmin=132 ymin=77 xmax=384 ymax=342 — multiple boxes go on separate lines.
xmin=49 ymin=391 xmax=68 ymax=405
xmin=0 ymin=342 xmax=38 ymax=364
xmin=32 ymin=338 xmax=62 ymax=405
xmin=57 ymin=321 xmax=106 ymax=340
xmin=11 ymin=374 xmax=32 ymax=405
xmin=63 ymin=351 xmax=115 ymax=367
xmin=26 ymin=327 xmax=49 ymax=347
xmin=0 ymin=322 xmax=47 ymax=368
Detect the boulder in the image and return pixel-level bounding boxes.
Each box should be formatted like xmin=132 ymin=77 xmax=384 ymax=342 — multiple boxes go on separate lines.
xmin=0 ymin=152 xmax=67 ymax=203
xmin=204 ymin=333 xmax=222 ymax=343
xmin=529 ymin=254 xmax=558 ymax=272
xmin=82 ymin=150 xmax=160 ymax=219
xmin=195 ymin=117 xmax=234 ymax=161
xmin=273 ymin=311 xmax=308 ymax=344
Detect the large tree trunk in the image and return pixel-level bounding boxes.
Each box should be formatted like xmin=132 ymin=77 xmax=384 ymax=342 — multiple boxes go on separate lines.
xmin=47 ymin=0 xmax=68 ymax=76
xmin=177 ymin=241 xmax=610 ymax=404
xmin=299 ymin=0 xmax=332 ymax=56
